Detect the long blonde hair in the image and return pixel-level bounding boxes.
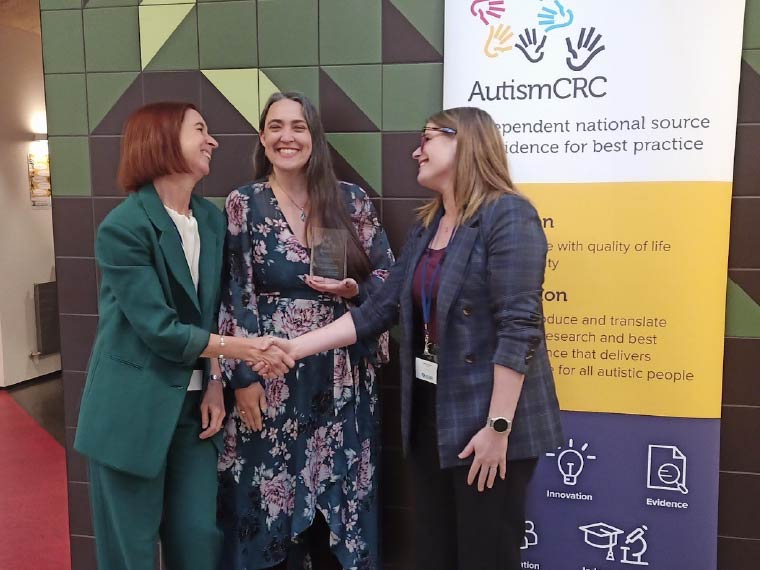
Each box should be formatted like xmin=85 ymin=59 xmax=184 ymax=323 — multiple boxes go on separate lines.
xmin=417 ymin=107 xmax=518 ymax=227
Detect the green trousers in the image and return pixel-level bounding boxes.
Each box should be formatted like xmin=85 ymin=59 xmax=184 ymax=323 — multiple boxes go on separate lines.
xmin=88 ymin=392 xmax=221 ymax=570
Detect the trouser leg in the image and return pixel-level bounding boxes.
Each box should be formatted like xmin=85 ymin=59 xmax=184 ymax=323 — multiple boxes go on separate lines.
xmin=160 ymin=392 xmax=222 ymax=570
xmin=89 ymin=460 xmax=164 ymax=570
xmin=407 ymin=381 xmax=457 ymax=570
xmin=452 ymin=458 xmax=538 ymax=570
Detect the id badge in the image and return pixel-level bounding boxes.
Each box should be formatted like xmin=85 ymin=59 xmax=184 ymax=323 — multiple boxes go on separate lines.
xmin=415 ymin=357 xmax=438 ymax=384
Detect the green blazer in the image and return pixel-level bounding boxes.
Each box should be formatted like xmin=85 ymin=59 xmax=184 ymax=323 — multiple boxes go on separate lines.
xmin=74 ymin=185 xmax=225 ymax=479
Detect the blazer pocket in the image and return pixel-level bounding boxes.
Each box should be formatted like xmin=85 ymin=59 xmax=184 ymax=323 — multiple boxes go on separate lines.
xmin=106 ymin=354 xmax=145 ymax=370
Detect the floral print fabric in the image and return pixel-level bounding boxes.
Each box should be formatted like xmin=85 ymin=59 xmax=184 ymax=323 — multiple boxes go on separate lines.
xmin=218 ymin=181 xmax=393 ymax=570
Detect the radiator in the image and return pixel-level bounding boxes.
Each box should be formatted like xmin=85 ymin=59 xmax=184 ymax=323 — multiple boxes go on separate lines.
xmin=32 ymin=281 xmax=60 ymax=356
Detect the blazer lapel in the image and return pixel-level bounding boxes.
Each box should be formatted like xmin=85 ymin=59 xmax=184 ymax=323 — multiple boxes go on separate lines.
xmin=138 ymin=185 xmax=201 ymax=315
xmin=192 ymin=196 xmax=222 ymax=323
xmin=435 ymin=219 xmax=480 ymax=330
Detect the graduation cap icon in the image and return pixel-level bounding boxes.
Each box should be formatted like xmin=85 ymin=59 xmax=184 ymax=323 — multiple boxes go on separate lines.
xmin=578 ymin=522 xmax=625 ymax=561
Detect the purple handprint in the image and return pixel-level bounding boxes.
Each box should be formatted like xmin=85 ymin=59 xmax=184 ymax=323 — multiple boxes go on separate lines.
xmin=470 ymin=0 xmax=506 ymax=26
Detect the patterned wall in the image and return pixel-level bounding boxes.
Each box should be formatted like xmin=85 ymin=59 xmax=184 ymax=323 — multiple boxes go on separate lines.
xmin=720 ymin=1 xmax=760 ymax=566
xmin=40 ymin=0 xmax=758 ymax=568
xmin=42 ymin=1 xmax=441 ymax=568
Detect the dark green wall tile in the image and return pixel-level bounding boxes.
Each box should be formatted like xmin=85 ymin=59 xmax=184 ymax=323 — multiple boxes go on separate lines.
xmin=45 ymin=74 xmax=89 ymax=135
xmin=199 ymin=1 xmax=258 ymax=69
xmin=320 ymin=0 xmax=381 ymax=64
xmin=84 ymin=7 xmax=141 ymax=72
xmin=258 ymin=0 xmax=318 ymax=67
xmin=49 ymin=137 xmax=92 ymax=196
xmin=382 ymin=63 xmax=442 ymax=131
xmin=41 ymin=10 xmax=85 ymax=74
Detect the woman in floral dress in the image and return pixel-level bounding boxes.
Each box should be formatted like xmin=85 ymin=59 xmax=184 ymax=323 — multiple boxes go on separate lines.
xmin=217 ymin=92 xmax=393 ymax=570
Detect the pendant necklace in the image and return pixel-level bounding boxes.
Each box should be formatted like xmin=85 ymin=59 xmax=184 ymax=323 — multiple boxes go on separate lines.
xmin=274 ymin=179 xmax=308 ymax=222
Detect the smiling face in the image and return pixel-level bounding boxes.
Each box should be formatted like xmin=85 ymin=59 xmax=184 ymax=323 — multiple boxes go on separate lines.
xmin=259 ymin=98 xmax=313 ymax=174
xmin=412 ymin=122 xmax=458 ymax=193
xmin=178 ymin=108 xmax=218 ymax=181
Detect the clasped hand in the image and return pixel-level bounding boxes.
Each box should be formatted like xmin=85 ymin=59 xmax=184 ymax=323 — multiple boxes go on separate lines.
xmin=245 ymin=336 xmax=295 ymax=380
xmin=238 ymin=337 xmax=298 ymax=431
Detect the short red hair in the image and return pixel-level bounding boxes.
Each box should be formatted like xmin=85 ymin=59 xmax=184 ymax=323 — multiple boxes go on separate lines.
xmin=117 ymin=102 xmax=197 ymax=193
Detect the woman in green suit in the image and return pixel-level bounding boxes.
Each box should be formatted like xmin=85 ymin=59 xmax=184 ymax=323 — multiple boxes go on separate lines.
xmin=74 ymin=102 xmax=294 ymax=570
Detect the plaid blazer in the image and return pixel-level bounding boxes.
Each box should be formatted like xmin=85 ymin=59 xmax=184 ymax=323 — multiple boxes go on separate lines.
xmin=351 ymin=193 xmax=564 ymax=468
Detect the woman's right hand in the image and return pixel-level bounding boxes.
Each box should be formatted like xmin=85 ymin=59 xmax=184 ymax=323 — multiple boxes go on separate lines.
xmin=230 ymin=336 xmax=295 ymax=378
xmin=235 ymin=383 xmax=267 ymax=431
xmin=252 ymin=338 xmax=300 ymax=376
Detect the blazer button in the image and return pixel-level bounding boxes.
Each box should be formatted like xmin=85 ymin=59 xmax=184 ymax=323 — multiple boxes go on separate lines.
xmin=465 ymin=354 xmax=475 ymax=364
xmin=462 ymin=307 xmax=472 ymax=317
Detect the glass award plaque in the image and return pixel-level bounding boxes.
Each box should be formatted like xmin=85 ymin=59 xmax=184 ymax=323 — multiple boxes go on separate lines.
xmin=310 ymin=227 xmax=348 ymax=280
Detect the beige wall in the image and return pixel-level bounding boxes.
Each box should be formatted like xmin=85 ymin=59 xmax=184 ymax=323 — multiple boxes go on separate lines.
xmin=0 ymin=25 xmax=60 ymax=386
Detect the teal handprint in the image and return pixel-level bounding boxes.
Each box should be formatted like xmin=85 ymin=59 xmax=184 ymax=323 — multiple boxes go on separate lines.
xmin=538 ymin=0 xmax=574 ymax=33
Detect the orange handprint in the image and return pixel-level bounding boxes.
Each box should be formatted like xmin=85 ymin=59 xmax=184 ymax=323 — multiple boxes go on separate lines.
xmin=484 ymin=23 xmax=514 ymax=58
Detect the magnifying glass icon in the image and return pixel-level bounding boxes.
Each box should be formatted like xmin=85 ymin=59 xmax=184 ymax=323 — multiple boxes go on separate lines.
xmin=658 ymin=462 xmax=688 ymax=494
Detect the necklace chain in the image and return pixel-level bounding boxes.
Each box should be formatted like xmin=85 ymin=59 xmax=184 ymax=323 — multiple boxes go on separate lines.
xmin=273 ymin=178 xmax=308 ymax=222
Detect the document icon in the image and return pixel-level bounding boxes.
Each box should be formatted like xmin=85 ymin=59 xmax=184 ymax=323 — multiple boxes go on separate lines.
xmin=647 ymin=445 xmax=688 ymax=494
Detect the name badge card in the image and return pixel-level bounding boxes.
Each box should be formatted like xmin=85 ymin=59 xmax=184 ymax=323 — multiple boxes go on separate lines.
xmin=415 ymin=357 xmax=438 ymax=384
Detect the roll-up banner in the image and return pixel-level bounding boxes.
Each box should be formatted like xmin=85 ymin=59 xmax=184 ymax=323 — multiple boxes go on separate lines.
xmin=444 ymin=1 xmax=745 ymax=568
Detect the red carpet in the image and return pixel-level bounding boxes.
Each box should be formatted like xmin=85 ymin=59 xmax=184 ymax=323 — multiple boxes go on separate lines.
xmin=0 ymin=391 xmax=70 ymax=570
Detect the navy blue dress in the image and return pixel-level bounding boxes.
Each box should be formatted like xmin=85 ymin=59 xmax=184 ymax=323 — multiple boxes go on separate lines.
xmin=217 ymin=181 xmax=393 ymax=569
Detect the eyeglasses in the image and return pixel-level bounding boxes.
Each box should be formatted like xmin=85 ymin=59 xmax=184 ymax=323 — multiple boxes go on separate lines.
xmin=420 ymin=126 xmax=457 ymax=150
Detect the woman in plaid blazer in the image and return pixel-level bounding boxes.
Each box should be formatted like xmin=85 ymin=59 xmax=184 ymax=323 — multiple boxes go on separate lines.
xmin=266 ymin=107 xmax=563 ymax=570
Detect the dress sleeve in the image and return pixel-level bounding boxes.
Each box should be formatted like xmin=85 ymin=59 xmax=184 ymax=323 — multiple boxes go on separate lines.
xmin=218 ymin=189 xmax=264 ymax=389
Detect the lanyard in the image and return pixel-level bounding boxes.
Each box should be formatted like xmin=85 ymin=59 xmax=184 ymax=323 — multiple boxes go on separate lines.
xmin=420 ymin=250 xmax=444 ymax=356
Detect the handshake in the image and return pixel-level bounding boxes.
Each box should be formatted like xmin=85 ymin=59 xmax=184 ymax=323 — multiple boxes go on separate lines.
xmin=244 ymin=336 xmax=300 ymax=380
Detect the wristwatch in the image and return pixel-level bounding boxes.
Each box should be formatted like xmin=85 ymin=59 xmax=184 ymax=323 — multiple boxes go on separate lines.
xmin=209 ymin=373 xmax=226 ymax=387
xmin=487 ymin=416 xmax=512 ymax=434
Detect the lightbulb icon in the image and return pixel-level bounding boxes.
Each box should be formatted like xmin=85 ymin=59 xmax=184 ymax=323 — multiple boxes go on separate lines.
xmin=546 ymin=438 xmax=596 ymax=486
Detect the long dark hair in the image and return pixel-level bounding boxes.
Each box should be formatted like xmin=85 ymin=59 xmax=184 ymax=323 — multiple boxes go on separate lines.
xmin=253 ymin=92 xmax=371 ymax=281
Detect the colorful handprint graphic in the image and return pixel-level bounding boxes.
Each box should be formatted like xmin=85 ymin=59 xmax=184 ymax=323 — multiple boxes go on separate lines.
xmin=516 ymin=28 xmax=547 ymax=63
xmin=484 ymin=23 xmax=514 ymax=58
xmin=470 ymin=0 xmax=506 ymax=26
xmin=538 ymin=0 xmax=574 ymax=33
xmin=565 ymin=27 xmax=605 ymax=71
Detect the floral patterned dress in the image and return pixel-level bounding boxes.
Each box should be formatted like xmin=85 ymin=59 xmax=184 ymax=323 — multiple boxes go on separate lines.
xmin=217 ymin=180 xmax=393 ymax=570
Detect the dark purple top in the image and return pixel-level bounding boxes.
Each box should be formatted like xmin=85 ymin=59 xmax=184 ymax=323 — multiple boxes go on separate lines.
xmin=412 ymin=246 xmax=447 ymax=347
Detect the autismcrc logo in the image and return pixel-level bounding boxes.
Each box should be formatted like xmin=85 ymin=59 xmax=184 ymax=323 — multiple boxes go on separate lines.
xmin=469 ymin=0 xmax=605 ymax=71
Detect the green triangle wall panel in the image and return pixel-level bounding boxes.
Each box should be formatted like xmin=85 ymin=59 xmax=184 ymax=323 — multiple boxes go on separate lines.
xmin=201 ymin=69 xmax=260 ymax=131
xmin=322 ymin=65 xmax=382 ymax=129
xmin=725 ymin=279 xmax=760 ymax=338
xmin=390 ymin=0 xmax=444 ymax=55
xmin=87 ymin=72 xmax=140 ymax=134
xmin=259 ymin=67 xmax=320 ymax=108
xmin=142 ymin=5 xmax=199 ymax=71
xmin=327 ymin=133 xmax=382 ymax=195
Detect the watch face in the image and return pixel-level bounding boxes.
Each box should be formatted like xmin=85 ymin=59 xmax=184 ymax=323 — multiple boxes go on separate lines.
xmin=492 ymin=418 xmax=510 ymax=432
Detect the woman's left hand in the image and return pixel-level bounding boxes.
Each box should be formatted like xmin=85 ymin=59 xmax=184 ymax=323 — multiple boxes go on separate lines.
xmin=199 ymin=379 xmax=225 ymax=439
xmin=458 ymin=427 xmax=509 ymax=492
xmin=304 ymin=275 xmax=359 ymax=299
